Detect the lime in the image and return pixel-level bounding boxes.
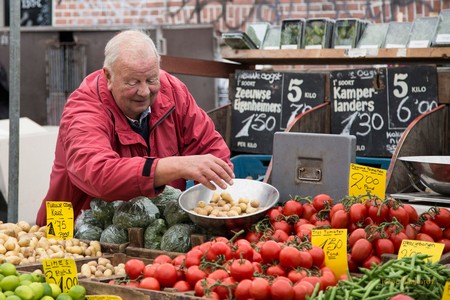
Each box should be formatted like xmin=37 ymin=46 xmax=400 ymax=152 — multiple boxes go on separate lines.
xmin=0 ymin=264 xmax=16 ymax=277
xmin=28 ymin=282 xmax=44 ymax=300
xmin=19 ymin=280 xmax=32 ymax=286
xmin=30 ymin=273 xmax=44 ymax=283
xmin=2 ymin=292 xmax=13 ymax=297
xmin=48 ymin=283 xmax=61 ymax=298
xmin=0 ymin=276 xmax=20 ymax=292
xmin=5 ymin=296 xmax=21 ymax=300
xmin=67 ymin=285 xmax=86 ymax=300
xmin=42 ymin=283 xmax=52 ymax=297
xmin=0 ymin=292 xmax=5 ymax=300
xmin=14 ymin=285 xmax=34 ymax=300
xmin=55 ymin=293 xmax=73 ymax=300
xmin=40 ymin=297 xmax=55 ymax=300
xmin=18 ymin=274 xmax=33 ymax=283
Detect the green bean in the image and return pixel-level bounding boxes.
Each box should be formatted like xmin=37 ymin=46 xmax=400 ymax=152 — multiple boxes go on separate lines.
xmin=328 ymin=286 xmax=337 ymax=300
xmin=362 ymin=278 xmax=380 ymax=299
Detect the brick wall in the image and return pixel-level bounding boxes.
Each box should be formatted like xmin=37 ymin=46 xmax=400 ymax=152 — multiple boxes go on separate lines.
xmin=53 ymin=0 xmax=450 ymax=34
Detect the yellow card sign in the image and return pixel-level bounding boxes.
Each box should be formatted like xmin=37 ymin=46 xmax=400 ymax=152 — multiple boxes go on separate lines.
xmin=442 ymin=282 xmax=450 ymax=300
xmin=348 ymin=163 xmax=386 ymax=200
xmin=311 ymin=228 xmax=348 ymax=278
xmin=46 ymin=201 xmax=74 ymax=240
xmin=398 ymin=239 xmax=445 ymax=263
xmin=43 ymin=258 xmax=78 ymax=292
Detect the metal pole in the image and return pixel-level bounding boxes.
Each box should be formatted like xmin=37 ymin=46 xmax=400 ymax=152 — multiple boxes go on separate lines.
xmin=8 ymin=1 xmax=20 ymax=223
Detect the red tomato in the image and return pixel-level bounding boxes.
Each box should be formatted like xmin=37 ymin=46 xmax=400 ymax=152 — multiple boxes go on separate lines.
xmin=402 ymin=204 xmax=419 ymax=224
xmin=272 ymin=229 xmax=290 ymax=242
xmin=153 ymin=254 xmax=173 ymax=265
xmin=374 ymin=238 xmax=395 ymax=256
xmin=185 ymin=248 xmax=204 ymax=268
xmin=330 ymin=209 xmax=349 ymax=229
xmin=124 ymin=281 xmax=140 ymax=288
xmin=389 ymin=231 xmax=409 ymax=252
xmin=125 ymin=258 xmax=145 ymax=280
xmin=235 ymin=279 xmax=253 ymax=300
xmin=279 ymin=246 xmax=302 ymax=269
xmin=300 ymin=276 xmax=322 ymax=291
xmin=348 ymin=228 xmax=367 ymax=248
xmin=271 ymin=278 xmax=294 ymax=300
xmin=404 ymin=224 xmax=418 ymax=240
xmin=362 ymin=255 xmax=382 ymax=269
xmin=283 ymin=200 xmax=304 ymax=217
xmin=246 ymin=231 xmax=263 ymax=243
xmin=349 ymin=203 xmax=367 ymax=224
xmin=185 ymin=265 xmax=208 ymax=288
xmin=267 ymin=207 xmax=283 ymax=222
xmin=297 ymin=250 xmax=313 ymax=269
xmin=367 ymin=202 xmax=389 ymax=224
xmin=233 ymin=241 xmax=254 ymax=260
xmin=389 ymin=206 xmax=409 ymax=226
xmin=420 ymin=220 xmax=443 ymax=241
xmin=266 ymin=264 xmax=287 ymax=277
xmin=347 ymin=253 xmax=359 ymax=273
xmin=329 ymin=203 xmax=345 ymax=219
xmin=194 ymin=278 xmax=215 ymax=297
xmin=294 ymin=218 xmax=311 ymax=231
xmin=172 ymin=254 xmax=185 ymax=267
xmin=309 ymin=245 xmax=325 ymax=267
xmin=173 ymin=280 xmax=191 ymax=292
xmin=214 ymin=277 xmax=236 ymax=299
xmin=260 ymin=240 xmax=282 ymax=264
xmin=319 ymin=271 xmax=337 ymax=289
xmin=351 ymin=239 xmax=373 ymax=262
xmin=434 ymin=207 xmax=450 ymax=228
xmin=206 ymin=241 xmax=232 ymax=261
xmin=250 ymin=277 xmax=271 ymax=300
xmin=288 ymin=269 xmax=307 ymax=284
xmin=203 ymin=291 xmax=220 ymax=300
xmin=416 ymin=232 xmax=435 ymax=242
xmin=437 ymin=238 xmax=450 ymax=253
xmin=389 ymin=295 xmax=415 ymax=300
xmin=207 ymin=269 xmax=229 ymax=281
xmin=302 ymin=203 xmax=317 ymax=221
xmin=315 ymin=219 xmax=331 ymax=227
xmin=444 ymin=228 xmax=450 ymax=239
xmin=143 ymin=263 xmax=159 ymax=278
xmin=272 ymin=219 xmax=293 ymax=234
xmin=296 ymin=228 xmax=312 ymax=241
xmin=312 ymin=194 xmax=333 ymax=211
xmin=139 ymin=277 xmax=160 ymax=290
xmin=293 ymin=281 xmax=315 ymax=300
xmin=154 ymin=263 xmax=178 ymax=287
xmin=230 ymin=258 xmax=254 ymax=281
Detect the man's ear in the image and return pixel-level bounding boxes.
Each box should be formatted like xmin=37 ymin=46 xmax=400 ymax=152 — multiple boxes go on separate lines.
xmin=103 ymin=67 xmax=111 ymax=81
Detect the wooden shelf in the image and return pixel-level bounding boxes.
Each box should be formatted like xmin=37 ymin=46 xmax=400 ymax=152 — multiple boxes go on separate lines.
xmin=222 ymin=47 xmax=450 ymax=66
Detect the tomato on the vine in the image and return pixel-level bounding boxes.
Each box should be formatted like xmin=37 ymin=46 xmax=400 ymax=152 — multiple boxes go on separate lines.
xmin=259 ymin=240 xmax=282 ymax=264
xmin=250 ymin=277 xmax=271 ymax=300
xmin=235 ymin=279 xmax=253 ymax=300
xmin=312 ymin=194 xmax=333 ymax=211
xmin=173 ymin=280 xmax=191 ymax=292
xmin=155 ymin=263 xmax=178 ymax=287
xmin=330 ymin=209 xmax=349 ymax=229
xmin=282 ymin=199 xmax=304 ymax=216
xmin=420 ymin=220 xmax=443 ymax=241
xmin=374 ymin=238 xmax=395 ymax=256
xmin=272 ymin=220 xmax=293 ymax=235
xmin=230 ymin=258 xmax=254 ymax=281
xmin=349 ymin=203 xmax=367 ymax=224
xmin=270 ymin=277 xmax=294 ymax=300
xmin=279 ymin=246 xmax=302 ymax=269
xmin=266 ymin=264 xmax=287 ymax=277
xmin=139 ymin=277 xmax=160 ymax=290
xmin=302 ymin=203 xmax=317 ymax=221
xmin=153 ymin=254 xmax=173 ymax=265
xmin=351 ymin=239 xmax=373 ymax=262
xmin=124 ymin=258 xmax=145 ymax=280
xmin=434 ymin=207 xmax=450 ymax=228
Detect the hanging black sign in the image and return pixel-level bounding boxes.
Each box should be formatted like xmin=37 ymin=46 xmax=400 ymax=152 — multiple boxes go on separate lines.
xmin=386 ymin=65 xmax=438 ymax=151
xmin=330 ymin=67 xmax=389 ymax=157
xmin=280 ymin=73 xmax=325 ymax=130
xmin=5 ymin=0 xmax=52 ymax=26
xmin=230 ymin=70 xmax=325 ymax=154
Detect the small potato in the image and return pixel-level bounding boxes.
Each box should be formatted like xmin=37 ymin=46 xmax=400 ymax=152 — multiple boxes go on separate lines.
xmin=230 ymin=206 xmax=242 ymax=214
xmin=239 ymin=203 xmax=248 ymax=212
xmin=221 ymin=204 xmax=231 ymax=212
xmin=220 ymin=192 xmax=233 ymax=203
xmin=238 ymin=198 xmax=249 ymax=204
xmin=246 ymin=206 xmax=257 ymax=214
xmin=210 ymin=192 xmax=221 ymax=203
xmin=197 ymin=200 xmax=206 ymax=208
xmin=217 ymin=211 xmax=228 ymax=217
xmin=217 ymin=199 xmax=226 ymax=207
xmin=204 ymin=205 xmax=214 ymax=214
xmin=250 ymin=199 xmax=261 ymax=208
xmin=227 ymin=210 xmax=239 ymax=217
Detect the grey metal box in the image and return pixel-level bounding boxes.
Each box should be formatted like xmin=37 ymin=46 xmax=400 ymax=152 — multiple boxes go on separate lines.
xmin=271 ymin=132 xmax=356 ymax=203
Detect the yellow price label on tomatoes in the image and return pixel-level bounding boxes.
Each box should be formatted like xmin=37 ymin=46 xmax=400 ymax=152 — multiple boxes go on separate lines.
xmin=86 ymin=297 xmax=123 ymax=300
xmin=398 ymin=239 xmax=444 ymax=263
xmin=43 ymin=258 xmax=78 ymax=292
xmin=348 ymin=163 xmax=386 ymax=200
xmin=46 ymin=201 xmax=74 ymax=240
xmin=311 ymin=228 xmax=348 ymax=278
xmin=442 ymin=282 xmax=450 ymax=300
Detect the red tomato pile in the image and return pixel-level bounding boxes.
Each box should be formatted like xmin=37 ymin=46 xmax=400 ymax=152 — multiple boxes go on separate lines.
xmin=112 ymin=235 xmax=333 ymax=299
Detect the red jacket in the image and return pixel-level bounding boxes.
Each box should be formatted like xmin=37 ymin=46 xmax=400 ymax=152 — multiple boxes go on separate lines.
xmin=36 ymin=69 xmax=231 ymax=226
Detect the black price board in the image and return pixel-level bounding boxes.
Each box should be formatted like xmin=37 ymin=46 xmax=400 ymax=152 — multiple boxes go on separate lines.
xmin=386 ymin=65 xmax=438 ymax=131
xmin=5 ymin=0 xmax=52 ymax=26
xmin=231 ymin=70 xmax=283 ymax=154
xmin=330 ymin=68 xmax=389 ymax=157
xmin=280 ymin=73 xmax=325 ymax=130
xmin=230 ymin=70 xmax=325 ymax=154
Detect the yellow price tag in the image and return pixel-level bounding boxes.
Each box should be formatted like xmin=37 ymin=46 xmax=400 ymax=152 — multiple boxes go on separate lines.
xmin=397 ymin=239 xmax=445 ymax=263
xmin=86 ymin=296 xmax=123 ymax=300
xmin=46 ymin=201 xmax=74 ymax=240
xmin=348 ymin=163 xmax=386 ymax=200
xmin=311 ymin=228 xmax=348 ymax=278
xmin=442 ymin=282 xmax=450 ymax=300
xmin=43 ymin=258 xmax=78 ymax=293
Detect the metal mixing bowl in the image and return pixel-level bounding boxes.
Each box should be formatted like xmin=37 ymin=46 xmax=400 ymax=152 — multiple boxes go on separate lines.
xmin=179 ymin=179 xmax=280 ymax=236
xmin=398 ymin=156 xmax=450 ymax=196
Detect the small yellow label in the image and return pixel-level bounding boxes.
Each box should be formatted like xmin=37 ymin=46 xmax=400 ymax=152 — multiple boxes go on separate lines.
xmin=46 ymin=201 xmax=74 ymax=240
xmin=311 ymin=228 xmax=348 ymax=278
xmin=442 ymin=282 xmax=450 ymax=300
xmin=86 ymin=296 xmax=123 ymax=300
xmin=348 ymin=163 xmax=386 ymax=200
xmin=398 ymin=239 xmax=445 ymax=263
xmin=43 ymin=258 xmax=78 ymax=292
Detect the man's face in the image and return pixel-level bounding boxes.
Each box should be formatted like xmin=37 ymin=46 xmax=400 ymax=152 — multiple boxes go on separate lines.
xmin=104 ymin=52 xmax=160 ymax=120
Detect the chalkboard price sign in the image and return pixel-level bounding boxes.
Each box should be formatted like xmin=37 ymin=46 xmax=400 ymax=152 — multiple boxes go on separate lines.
xmin=281 ymin=73 xmax=325 ymax=130
xmin=230 ymin=70 xmax=325 ymax=154
xmin=330 ymin=68 xmax=389 ymax=157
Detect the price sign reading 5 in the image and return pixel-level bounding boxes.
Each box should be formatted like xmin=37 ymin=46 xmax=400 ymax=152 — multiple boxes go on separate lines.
xmin=235 ymin=113 xmax=277 ymax=138
xmin=287 ymin=78 xmax=304 ymax=102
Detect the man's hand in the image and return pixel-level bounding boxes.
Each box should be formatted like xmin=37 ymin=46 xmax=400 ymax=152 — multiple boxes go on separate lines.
xmin=154 ymin=154 xmax=235 ymax=190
